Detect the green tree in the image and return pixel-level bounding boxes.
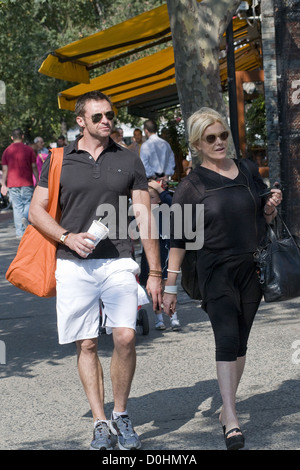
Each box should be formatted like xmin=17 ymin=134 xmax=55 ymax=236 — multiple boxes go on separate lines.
xmin=0 ymin=0 xmax=163 ymax=152
xmin=245 ymin=95 xmax=266 ymax=148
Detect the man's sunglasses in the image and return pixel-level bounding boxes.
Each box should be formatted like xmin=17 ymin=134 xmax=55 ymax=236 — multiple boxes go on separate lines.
xmin=203 ymin=131 xmax=229 ymax=144
xmin=89 ymin=111 xmax=115 ymax=123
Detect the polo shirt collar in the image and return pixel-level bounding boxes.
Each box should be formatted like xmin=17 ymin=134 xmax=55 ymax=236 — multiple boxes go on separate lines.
xmin=65 ymin=136 xmax=118 ymax=155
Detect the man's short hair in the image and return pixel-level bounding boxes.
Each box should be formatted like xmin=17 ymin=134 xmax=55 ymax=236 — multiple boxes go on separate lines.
xmin=11 ymin=128 xmax=23 ymax=140
xmin=75 ymin=90 xmax=113 ymax=117
xmin=143 ymin=119 xmax=157 ymax=134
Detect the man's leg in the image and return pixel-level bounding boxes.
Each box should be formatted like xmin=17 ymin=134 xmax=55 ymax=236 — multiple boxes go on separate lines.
xmin=110 ymin=327 xmax=136 ymax=412
xmin=76 ymin=337 xmax=105 ymax=421
xmin=21 ymin=186 xmax=34 ymax=222
xmin=77 ymin=337 xmax=114 ymax=451
xmin=9 ymin=187 xmax=24 ymax=237
xmin=109 ymin=327 xmax=141 ymax=450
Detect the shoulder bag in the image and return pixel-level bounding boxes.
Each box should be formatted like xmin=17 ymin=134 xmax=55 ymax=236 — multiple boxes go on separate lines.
xmin=254 ymin=213 xmax=300 ymax=302
xmin=6 ymin=147 xmax=64 ymax=297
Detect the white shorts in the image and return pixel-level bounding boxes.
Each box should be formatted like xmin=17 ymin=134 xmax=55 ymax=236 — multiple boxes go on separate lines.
xmin=55 ymin=257 xmax=149 ymax=344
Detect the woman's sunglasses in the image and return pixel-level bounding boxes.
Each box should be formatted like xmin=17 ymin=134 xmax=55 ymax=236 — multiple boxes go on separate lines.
xmin=203 ymin=131 xmax=229 ymax=144
xmin=90 ymin=111 xmax=115 ymax=123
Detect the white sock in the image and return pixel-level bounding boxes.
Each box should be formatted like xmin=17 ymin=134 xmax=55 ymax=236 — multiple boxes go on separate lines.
xmin=94 ymin=418 xmax=108 ymax=427
xmin=171 ymin=311 xmax=178 ymax=321
xmin=112 ymin=410 xmax=128 ymax=419
xmin=155 ymin=313 xmax=163 ymax=322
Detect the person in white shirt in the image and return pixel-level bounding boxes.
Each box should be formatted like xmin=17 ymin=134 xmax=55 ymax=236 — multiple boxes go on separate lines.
xmin=140 ymin=119 xmax=175 ymax=179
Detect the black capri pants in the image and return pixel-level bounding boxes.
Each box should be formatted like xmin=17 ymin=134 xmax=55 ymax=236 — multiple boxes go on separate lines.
xmin=198 ymin=252 xmax=262 ymax=362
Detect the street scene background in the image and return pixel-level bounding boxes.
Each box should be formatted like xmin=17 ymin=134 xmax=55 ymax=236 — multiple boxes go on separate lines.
xmin=0 ymin=212 xmax=299 ymax=451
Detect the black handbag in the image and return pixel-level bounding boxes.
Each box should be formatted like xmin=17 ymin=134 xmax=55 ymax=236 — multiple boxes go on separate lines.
xmin=254 ymin=214 xmax=300 ymax=302
xmin=181 ymin=250 xmax=202 ymax=300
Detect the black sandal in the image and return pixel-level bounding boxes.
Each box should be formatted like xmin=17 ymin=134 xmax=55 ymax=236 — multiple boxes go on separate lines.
xmin=223 ymin=426 xmax=245 ymax=450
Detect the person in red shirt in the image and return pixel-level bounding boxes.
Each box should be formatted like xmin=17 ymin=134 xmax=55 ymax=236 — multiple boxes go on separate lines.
xmin=1 ymin=128 xmax=39 ymax=238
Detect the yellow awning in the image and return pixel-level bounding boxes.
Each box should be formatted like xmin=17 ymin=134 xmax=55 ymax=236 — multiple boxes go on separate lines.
xmin=40 ymin=1 xmax=253 ymax=84
xmin=39 ymin=4 xmax=172 ymax=83
xmin=58 ymin=42 xmax=261 ymax=112
xmin=58 ymin=46 xmax=175 ymax=110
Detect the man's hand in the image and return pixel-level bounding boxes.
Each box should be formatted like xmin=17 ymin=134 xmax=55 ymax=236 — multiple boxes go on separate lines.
xmin=64 ymin=232 xmax=96 ymax=258
xmin=0 ymin=185 xmax=8 ymax=196
xmin=146 ymin=275 xmax=162 ymax=311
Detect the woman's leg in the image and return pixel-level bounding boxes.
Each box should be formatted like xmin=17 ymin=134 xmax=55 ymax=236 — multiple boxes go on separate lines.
xmin=217 ymin=356 xmax=245 ymax=435
xmin=206 ymin=297 xmax=245 ymax=435
xmin=217 ymin=300 xmax=260 ymax=435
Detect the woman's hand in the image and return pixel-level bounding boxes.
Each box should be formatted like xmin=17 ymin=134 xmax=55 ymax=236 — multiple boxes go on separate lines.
xmin=163 ymin=292 xmax=177 ymax=318
xmin=264 ymin=182 xmax=282 ymax=219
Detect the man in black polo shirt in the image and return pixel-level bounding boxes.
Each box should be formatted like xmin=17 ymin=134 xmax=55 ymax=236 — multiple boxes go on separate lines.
xmin=29 ymin=91 xmax=162 ymax=450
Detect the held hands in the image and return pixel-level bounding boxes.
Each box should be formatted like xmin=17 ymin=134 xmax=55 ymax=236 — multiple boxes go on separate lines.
xmin=163 ymin=292 xmax=177 ymax=318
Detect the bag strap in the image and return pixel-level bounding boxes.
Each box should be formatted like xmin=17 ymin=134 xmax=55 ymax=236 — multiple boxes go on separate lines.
xmin=267 ymin=212 xmax=299 ymax=250
xmin=47 ymin=147 xmax=64 ymax=221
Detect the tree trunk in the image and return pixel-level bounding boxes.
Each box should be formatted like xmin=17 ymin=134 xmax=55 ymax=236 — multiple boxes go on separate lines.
xmin=166 ymin=0 xmax=241 ymax=163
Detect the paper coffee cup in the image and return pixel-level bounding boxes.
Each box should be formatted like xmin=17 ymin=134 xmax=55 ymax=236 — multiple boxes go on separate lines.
xmin=85 ymin=220 xmax=109 ymax=246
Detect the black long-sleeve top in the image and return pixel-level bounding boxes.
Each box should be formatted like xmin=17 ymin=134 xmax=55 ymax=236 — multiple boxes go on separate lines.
xmin=170 ymin=158 xmax=268 ymax=255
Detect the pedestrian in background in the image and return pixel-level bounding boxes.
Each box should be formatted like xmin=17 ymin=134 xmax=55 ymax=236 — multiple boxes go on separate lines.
xmin=140 ymin=119 xmax=175 ymax=181
xmin=1 ymin=128 xmax=39 ymax=238
xmin=128 ymin=128 xmax=143 ymax=156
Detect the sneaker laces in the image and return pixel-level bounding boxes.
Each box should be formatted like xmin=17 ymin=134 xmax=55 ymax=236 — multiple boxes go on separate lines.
xmin=95 ymin=420 xmax=110 ymax=437
xmin=114 ymin=415 xmax=135 ymax=437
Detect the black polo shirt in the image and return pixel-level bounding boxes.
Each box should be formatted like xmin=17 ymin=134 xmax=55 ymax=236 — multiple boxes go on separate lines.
xmin=39 ymin=137 xmax=148 ymax=260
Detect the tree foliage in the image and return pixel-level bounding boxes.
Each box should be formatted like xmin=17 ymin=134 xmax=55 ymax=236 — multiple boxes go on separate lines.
xmin=245 ymin=95 xmax=266 ymax=148
xmin=0 ymin=0 xmax=163 ymax=152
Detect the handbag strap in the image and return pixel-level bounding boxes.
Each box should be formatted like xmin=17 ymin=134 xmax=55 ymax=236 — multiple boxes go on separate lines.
xmin=267 ymin=212 xmax=299 ymax=249
xmin=47 ymin=147 xmax=64 ymax=221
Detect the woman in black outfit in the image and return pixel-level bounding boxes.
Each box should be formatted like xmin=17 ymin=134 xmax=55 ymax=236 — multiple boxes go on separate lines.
xmin=163 ymin=108 xmax=283 ymax=450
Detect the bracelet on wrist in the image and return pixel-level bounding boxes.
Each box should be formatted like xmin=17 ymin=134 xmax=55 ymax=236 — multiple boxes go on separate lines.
xmin=167 ymin=269 xmax=181 ymax=274
xmin=149 ymin=270 xmax=162 ymax=278
xmin=264 ymin=207 xmax=275 ymax=216
xmin=164 ymin=285 xmax=178 ymax=294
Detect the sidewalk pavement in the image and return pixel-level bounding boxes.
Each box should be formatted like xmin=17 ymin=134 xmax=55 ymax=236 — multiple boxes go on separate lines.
xmin=0 ymin=211 xmax=299 ymax=451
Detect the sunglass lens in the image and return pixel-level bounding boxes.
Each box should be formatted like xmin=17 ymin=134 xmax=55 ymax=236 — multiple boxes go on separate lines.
xmin=106 ymin=111 xmax=115 ymax=120
xmin=220 ymin=131 xmax=229 ymax=141
xmin=206 ymin=135 xmax=216 ymax=144
xmin=91 ymin=113 xmax=102 ymax=123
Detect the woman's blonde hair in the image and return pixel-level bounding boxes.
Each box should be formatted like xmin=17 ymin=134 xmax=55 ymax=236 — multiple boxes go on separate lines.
xmin=187 ymin=107 xmax=231 ymax=161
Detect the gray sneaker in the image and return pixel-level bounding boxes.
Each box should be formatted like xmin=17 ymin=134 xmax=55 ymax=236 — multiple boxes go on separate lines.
xmin=109 ymin=414 xmax=141 ymax=450
xmin=90 ymin=420 xmax=114 ymax=450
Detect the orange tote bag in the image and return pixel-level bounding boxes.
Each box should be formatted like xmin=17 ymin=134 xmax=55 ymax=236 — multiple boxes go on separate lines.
xmin=6 ymin=147 xmax=64 ymax=297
